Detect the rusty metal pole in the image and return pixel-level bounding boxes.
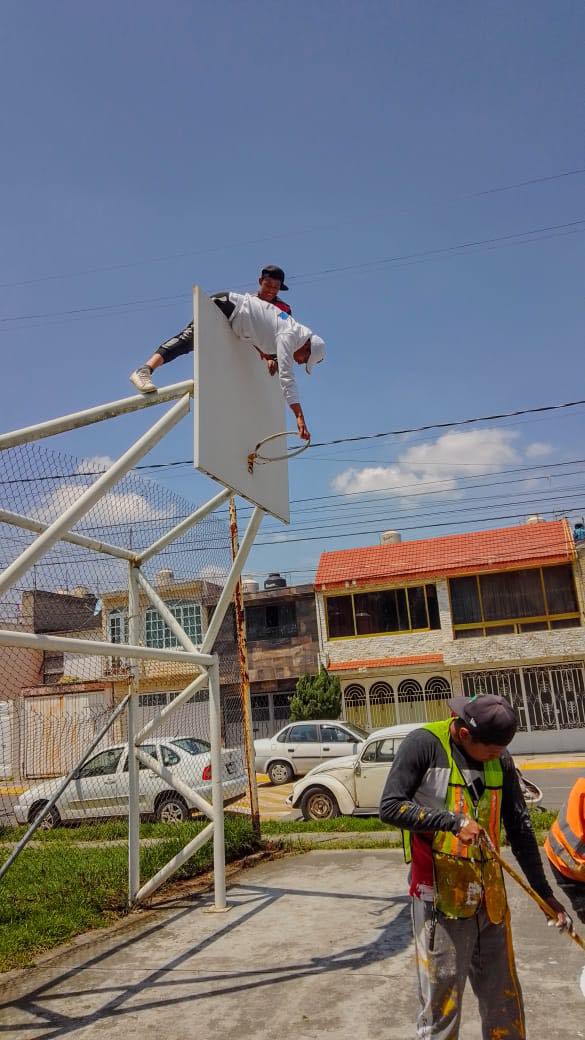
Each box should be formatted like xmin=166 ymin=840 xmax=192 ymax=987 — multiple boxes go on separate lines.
xmin=229 ymin=495 xmax=261 ymax=835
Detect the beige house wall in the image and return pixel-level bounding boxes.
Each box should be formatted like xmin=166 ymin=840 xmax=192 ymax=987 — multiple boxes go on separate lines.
xmin=316 ymin=558 xmax=585 ymax=754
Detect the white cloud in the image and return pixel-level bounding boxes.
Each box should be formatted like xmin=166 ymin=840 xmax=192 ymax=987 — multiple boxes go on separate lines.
xmin=77 ymin=456 xmax=115 ymax=474
xmin=524 ymin=442 xmax=553 ymax=459
xmin=332 ymin=429 xmax=522 ymax=496
xmin=37 ymin=482 xmax=173 ymax=527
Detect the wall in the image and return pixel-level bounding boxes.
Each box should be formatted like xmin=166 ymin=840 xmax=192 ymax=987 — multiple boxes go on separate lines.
xmin=0 ymin=626 xmax=43 ymax=782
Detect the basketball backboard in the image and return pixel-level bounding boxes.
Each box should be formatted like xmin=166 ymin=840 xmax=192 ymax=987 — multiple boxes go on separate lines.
xmin=193 ymin=287 xmax=290 ymax=524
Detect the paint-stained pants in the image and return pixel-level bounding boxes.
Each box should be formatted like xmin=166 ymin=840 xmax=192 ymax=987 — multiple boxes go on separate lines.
xmin=412 ymin=898 xmax=525 ymax=1040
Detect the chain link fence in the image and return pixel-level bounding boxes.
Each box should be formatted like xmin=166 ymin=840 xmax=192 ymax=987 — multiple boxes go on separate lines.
xmin=0 ymin=442 xmax=249 ymax=837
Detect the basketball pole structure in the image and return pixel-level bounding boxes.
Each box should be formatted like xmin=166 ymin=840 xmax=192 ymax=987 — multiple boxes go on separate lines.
xmin=0 ymin=288 xmax=293 ymax=907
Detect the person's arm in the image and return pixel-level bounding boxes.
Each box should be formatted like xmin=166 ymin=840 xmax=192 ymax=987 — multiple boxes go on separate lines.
xmin=500 ymin=754 xmax=553 ymax=898
xmin=379 ymin=730 xmax=466 ymax=834
xmin=275 ymin=333 xmax=309 ymax=439
xmin=501 ymin=754 xmax=573 ymax=928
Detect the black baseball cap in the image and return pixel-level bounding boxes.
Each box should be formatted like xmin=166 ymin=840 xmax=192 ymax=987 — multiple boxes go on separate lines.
xmin=261 ymin=265 xmax=289 ymax=291
xmin=448 ymin=694 xmax=518 ymax=745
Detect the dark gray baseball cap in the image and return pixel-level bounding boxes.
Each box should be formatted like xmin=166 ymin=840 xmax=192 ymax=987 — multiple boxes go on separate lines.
xmin=448 ymin=694 xmax=518 ymax=745
xmin=261 ymin=265 xmax=289 ymax=290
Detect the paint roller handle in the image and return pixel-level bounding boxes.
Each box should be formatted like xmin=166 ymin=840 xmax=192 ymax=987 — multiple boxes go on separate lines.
xmin=479 ymin=832 xmax=585 ymax=951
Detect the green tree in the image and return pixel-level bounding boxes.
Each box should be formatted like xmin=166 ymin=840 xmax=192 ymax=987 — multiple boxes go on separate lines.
xmin=289 ymin=668 xmax=342 ymax=721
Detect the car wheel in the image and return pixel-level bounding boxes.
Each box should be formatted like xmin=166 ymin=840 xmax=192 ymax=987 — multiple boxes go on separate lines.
xmin=29 ymin=802 xmax=61 ymax=830
xmin=267 ymin=760 xmax=294 ymax=785
xmin=155 ymin=793 xmax=189 ymax=823
xmin=300 ymin=787 xmax=340 ymax=822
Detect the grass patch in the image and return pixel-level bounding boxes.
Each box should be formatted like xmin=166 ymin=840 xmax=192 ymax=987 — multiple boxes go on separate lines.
xmin=0 ymin=815 xmax=249 ymax=845
xmin=263 ymin=807 xmax=555 ymax=844
xmin=262 ymin=816 xmax=398 ymax=834
xmin=0 ymin=814 xmax=260 ymax=973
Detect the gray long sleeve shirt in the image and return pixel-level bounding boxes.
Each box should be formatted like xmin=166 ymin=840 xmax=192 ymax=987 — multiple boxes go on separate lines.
xmin=379 ymin=727 xmax=553 ymax=899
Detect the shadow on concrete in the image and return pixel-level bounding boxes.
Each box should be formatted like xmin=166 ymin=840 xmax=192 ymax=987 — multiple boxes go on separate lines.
xmin=0 ymin=877 xmax=412 ymax=1039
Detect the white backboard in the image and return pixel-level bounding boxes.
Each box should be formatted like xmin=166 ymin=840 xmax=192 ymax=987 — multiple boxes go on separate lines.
xmin=193 ymin=287 xmax=290 ymax=524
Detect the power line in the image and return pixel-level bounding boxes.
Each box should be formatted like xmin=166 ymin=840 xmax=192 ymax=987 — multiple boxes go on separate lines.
xmin=310 ymin=398 xmax=585 ymax=448
xmin=7 ymin=520 xmax=583 ymax=572
xmin=2 ymin=217 xmax=584 ymax=328
xmin=1 ymin=167 xmax=583 ymax=292
xmin=253 ymin=507 xmax=585 ymax=547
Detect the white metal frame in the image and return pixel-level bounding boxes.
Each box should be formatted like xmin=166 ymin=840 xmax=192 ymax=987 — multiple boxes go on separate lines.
xmin=0 ymin=381 xmax=267 ymax=907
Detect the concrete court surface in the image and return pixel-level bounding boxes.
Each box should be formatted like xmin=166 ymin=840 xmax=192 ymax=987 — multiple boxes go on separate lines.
xmin=0 ymin=850 xmax=583 ymax=1040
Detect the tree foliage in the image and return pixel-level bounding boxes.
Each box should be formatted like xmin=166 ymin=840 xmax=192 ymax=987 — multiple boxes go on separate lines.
xmin=289 ymin=668 xmax=342 ymax=721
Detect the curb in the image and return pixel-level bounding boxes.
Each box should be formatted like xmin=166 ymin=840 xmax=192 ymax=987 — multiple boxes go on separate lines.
xmin=516 ymin=760 xmax=585 ymax=771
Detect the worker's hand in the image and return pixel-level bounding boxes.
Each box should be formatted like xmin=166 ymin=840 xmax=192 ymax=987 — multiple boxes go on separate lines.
xmin=296 ymin=414 xmax=310 ymax=441
xmin=456 ymin=817 xmax=483 ymax=846
xmin=267 ymin=359 xmax=278 ymax=376
xmin=543 ymin=895 xmax=574 ymax=934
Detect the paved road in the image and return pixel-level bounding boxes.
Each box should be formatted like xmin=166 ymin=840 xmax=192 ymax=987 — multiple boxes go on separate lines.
xmin=523 ymin=766 xmax=583 ymax=811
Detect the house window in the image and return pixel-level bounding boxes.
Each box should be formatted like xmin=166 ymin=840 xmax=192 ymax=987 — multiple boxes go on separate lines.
xmin=246 ymin=602 xmax=298 ymax=640
xmin=325 ymin=584 xmax=441 ymax=639
xmin=145 ymin=602 xmax=202 ymax=649
xmin=325 ymin=595 xmax=354 ymax=638
xmin=450 ymin=565 xmax=580 ymax=638
xmin=138 ymin=693 xmax=168 ymax=707
xmin=108 ymin=609 xmax=128 ymax=644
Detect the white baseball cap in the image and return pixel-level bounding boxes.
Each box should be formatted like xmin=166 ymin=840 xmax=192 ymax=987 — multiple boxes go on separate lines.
xmin=306 ymin=334 xmax=326 ymax=374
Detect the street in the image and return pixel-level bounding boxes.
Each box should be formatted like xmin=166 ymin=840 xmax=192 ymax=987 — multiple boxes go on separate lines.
xmin=522 ymin=766 xmax=583 ymax=811
xmin=1 ymin=761 xmax=582 ymax=829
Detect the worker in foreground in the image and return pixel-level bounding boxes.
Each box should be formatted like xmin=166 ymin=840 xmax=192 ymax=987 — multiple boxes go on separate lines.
xmin=379 ymin=694 xmax=570 ymax=1039
xmin=545 ymin=776 xmax=585 ymax=924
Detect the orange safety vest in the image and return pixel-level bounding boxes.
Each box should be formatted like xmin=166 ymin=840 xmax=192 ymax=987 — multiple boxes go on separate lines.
xmin=544 ymin=778 xmax=585 ymax=883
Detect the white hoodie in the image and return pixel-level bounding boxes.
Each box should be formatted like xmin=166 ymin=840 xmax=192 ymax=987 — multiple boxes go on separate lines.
xmin=228 ymin=293 xmax=313 ymax=407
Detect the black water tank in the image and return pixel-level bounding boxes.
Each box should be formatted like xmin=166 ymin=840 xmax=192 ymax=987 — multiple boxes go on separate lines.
xmin=264 ymin=572 xmax=287 ymax=590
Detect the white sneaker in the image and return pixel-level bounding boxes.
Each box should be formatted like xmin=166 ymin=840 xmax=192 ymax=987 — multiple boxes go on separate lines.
xmin=130 ymin=367 xmax=157 ymax=393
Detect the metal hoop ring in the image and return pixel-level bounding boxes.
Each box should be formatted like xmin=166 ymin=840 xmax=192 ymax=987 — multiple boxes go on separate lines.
xmin=247 ymin=430 xmax=310 ymax=473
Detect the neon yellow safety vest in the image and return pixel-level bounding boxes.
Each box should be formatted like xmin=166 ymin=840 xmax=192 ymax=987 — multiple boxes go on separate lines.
xmin=404 ymin=719 xmax=508 ymax=923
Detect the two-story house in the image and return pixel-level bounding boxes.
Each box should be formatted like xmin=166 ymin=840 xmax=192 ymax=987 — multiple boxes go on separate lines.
xmin=315 ymin=519 xmax=585 ymax=753
xmin=102 ymin=574 xmax=320 ymax=742
xmin=243 ymin=582 xmax=320 ymax=738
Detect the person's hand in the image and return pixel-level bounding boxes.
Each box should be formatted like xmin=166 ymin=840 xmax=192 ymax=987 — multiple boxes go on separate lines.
xmin=456 ymin=817 xmax=483 ymax=846
xmin=296 ymin=414 xmax=310 ymax=441
xmin=543 ymin=895 xmax=574 ymax=934
xmin=267 ymin=359 xmax=278 ymax=376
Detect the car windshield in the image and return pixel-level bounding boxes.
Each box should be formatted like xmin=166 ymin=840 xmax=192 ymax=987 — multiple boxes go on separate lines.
xmin=344 ymin=724 xmax=369 ymax=740
xmin=171 ymin=737 xmax=211 ymax=756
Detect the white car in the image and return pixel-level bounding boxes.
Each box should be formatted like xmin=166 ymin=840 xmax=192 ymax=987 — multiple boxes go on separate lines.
xmin=14 ymin=736 xmax=247 ymax=829
xmin=254 ymin=720 xmax=369 ymax=785
xmin=286 ymin=723 xmax=419 ymax=820
xmin=286 ymin=722 xmax=544 ymax=821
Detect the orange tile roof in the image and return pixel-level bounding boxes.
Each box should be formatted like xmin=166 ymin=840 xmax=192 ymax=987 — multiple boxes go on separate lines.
xmin=316 ymin=520 xmax=574 ymax=589
xmin=330 ymin=654 xmax=444 ymax=672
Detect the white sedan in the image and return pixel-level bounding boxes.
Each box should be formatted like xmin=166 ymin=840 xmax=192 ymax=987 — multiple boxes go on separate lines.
xmin=254 ymin=719 xmax=369 ymax=785
xmin=14 ymin=736 xmax=247 ymax=829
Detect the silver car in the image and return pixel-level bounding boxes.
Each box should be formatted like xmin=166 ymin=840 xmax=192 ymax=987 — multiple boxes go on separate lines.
xmin=14 ymin=736 xmax=247 ymax=829
xmin=254 ymin=720 xmax=369 ymax=785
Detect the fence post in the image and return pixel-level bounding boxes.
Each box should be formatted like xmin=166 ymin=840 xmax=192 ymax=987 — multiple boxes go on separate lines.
xmin=229 ymin=496 xmax=260 ymax=836
xmin=127 ymin=563 xmax=141 ymax=905
xmin=208 ymin=657 xmax=227 ymax=910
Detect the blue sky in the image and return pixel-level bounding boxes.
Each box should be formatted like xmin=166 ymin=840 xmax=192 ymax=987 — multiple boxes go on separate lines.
xmin=1 ymin=2 xmax=584 ymax=585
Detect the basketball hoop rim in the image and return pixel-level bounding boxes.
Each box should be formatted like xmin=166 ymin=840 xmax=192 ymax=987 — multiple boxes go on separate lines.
xmin=247 ymin=430 xmax=310 ymax=473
